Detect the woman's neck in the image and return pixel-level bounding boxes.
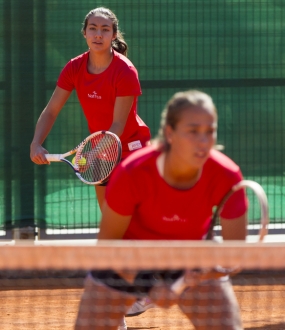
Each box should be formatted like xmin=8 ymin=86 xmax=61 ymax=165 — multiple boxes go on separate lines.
xmin=87 ymin=49 xmax=113 ymax=74
xmin=157 ymin=152 xmax=202 ymax=189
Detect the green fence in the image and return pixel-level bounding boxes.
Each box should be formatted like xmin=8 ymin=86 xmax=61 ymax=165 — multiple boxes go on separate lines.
xmin=0 ymin=0 xmax=284 ymax=232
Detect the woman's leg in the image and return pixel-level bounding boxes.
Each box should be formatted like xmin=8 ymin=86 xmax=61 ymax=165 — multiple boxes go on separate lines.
xmin=95 ymin=186 xmax=106 ymax=211
xmin=75 ymin=274 xmax=137 ymax=330
xmin=178 ymin=279 xmax=243 ymax=330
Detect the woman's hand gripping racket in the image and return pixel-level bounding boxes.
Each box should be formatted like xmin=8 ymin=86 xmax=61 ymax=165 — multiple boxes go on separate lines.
xmin=171 ymin=180 xmax=269 ymax=295
xmin=45 ymin=131 xmax=122 ymax=185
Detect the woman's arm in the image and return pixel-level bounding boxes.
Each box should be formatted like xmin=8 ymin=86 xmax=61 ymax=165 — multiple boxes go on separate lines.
xmin=108 ymin=96 xmax=134 ymax=137
xmin=220 ymin=212 xmax=248 ymax=240
xmin=98 ymin=201 xmax=132 ymax=239
xmin=30 ymin=86 xmax=72 ymax=164
xmin=97 ymin=202 xmax=135 ymax=282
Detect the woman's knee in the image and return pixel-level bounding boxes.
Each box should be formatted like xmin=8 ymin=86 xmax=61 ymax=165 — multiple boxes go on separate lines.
xmin=177 ymin=279 xmax=243 ymax=330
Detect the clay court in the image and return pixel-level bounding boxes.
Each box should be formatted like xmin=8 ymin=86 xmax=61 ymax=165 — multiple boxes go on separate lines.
xmin=0 ymin=273 xmax=284 ymax=330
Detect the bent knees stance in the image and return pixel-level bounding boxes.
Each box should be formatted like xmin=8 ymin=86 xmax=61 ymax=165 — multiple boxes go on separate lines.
xmin=75 ymin=274 xmax=136 ymax=330
xmin=178 ymin=279 xmax=243 ymax=330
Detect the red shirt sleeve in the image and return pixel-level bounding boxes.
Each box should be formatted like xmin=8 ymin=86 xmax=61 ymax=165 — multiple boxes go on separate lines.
xmin=116 ymin=66 xmax=142 ymax=97
xmin=57 ymin=60 xmax=75 ymax=91
xmin=105 ymin=165 xmax=139 ymax=215
xmin=219 ymin=169 xmax=248 ymax=219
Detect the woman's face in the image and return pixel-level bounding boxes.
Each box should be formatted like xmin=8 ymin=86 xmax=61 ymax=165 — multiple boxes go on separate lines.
xmin=83 ymin=14 xmax=116 ymax=53
xmin=165 ymin=105 xmax=217 ymax=169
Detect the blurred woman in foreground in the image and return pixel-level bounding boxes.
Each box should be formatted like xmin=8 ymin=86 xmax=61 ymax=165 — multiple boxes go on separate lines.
xmin=75 ymin=89 xmax=247 ymax=330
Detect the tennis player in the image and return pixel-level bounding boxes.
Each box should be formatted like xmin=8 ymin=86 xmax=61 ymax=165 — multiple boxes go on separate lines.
xmin=30 ymin=7 xmax=151 ymax=210
xmin=75 ymin=89 xmax=247 ymax=330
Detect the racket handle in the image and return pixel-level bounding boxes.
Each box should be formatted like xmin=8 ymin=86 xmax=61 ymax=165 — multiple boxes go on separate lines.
xmin=45 ymin=154 xmax=63 ymax=162
xmin=170 ymin=275 xmax=188 ymax=295
xmin=170 ymin=267 xmax=235 ymax=295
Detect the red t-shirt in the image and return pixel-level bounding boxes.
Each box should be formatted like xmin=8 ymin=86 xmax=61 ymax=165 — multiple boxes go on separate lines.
xmin=57 ymin=50 xmax=150 ymax=158
xmin=106 ymin=146 xmax=248 ymax=240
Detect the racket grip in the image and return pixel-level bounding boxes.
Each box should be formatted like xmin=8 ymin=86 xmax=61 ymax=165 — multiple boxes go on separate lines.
xmin=170 ymin=275 xmax=188 ymax=295
xmin=45 ymin=154 xmax=63 ymax=162
xmin=170 ymin=267 xmax=234 ymax=295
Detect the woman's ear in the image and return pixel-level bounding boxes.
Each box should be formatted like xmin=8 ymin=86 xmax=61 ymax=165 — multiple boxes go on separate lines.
xmin=164 ymin=125 xmax=173 ymax=144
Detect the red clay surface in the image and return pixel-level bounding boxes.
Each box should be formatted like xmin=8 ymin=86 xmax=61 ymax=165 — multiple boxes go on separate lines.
xmin=0 ymin=277 xmax=284 ymax=329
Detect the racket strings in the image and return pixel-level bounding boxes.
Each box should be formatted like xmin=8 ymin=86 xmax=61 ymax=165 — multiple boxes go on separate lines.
xmin=78 ymin=134 xmax=120 ymax=183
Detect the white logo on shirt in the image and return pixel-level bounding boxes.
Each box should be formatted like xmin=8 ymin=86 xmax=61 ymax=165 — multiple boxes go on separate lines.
xmin=128 ymin=140 xmax=142 ymax=151
xmin=162 ymin=215 xmax=186 ymax=223
xmin=88 ymin=91 xmax=102 ymax=99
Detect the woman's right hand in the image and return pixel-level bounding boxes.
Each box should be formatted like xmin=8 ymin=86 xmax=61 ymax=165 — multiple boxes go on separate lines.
xmin=29 ymin=87 xmax=72 ymax=165
xmin=30 ymin=142 xmax=50 ymax=165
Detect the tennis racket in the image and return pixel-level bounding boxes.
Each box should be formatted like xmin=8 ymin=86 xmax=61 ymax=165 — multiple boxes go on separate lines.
xmin=45 ymin=131 xmax=122 ymax=185
xmin=171 ymin=180 xmax=269 ymax=295
xmin=206 ymin=180 xmax=269 ymax=242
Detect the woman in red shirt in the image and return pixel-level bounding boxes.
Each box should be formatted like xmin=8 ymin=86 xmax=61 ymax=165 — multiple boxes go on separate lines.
xmin=75 ymin=90 xmax=247 ymax=330
xmin=30 ymin=7 xmax=150 ymax=209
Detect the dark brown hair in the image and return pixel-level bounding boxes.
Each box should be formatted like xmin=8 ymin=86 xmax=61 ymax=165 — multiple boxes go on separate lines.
xmin=81 ymin=7 xmax=128 ymax=56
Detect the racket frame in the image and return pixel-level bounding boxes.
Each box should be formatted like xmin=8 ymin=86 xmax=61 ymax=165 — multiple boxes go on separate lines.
xmin=207 ymin=180 xmax=269 ymax=242
xmin=45 ymin=131 xmax=122 ymax=185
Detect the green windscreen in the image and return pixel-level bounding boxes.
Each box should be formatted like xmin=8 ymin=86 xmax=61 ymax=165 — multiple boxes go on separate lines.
xmin=0 ymin=0 xmax=284 ymax=231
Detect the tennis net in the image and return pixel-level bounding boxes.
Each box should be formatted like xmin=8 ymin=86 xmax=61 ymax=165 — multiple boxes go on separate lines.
xmin=0 ymin=241 xmax=284 ymax=330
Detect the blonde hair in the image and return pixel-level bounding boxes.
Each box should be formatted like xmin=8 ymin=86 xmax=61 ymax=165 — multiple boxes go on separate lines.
xmin=154 ymin=90 xmax=219 ymax=151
